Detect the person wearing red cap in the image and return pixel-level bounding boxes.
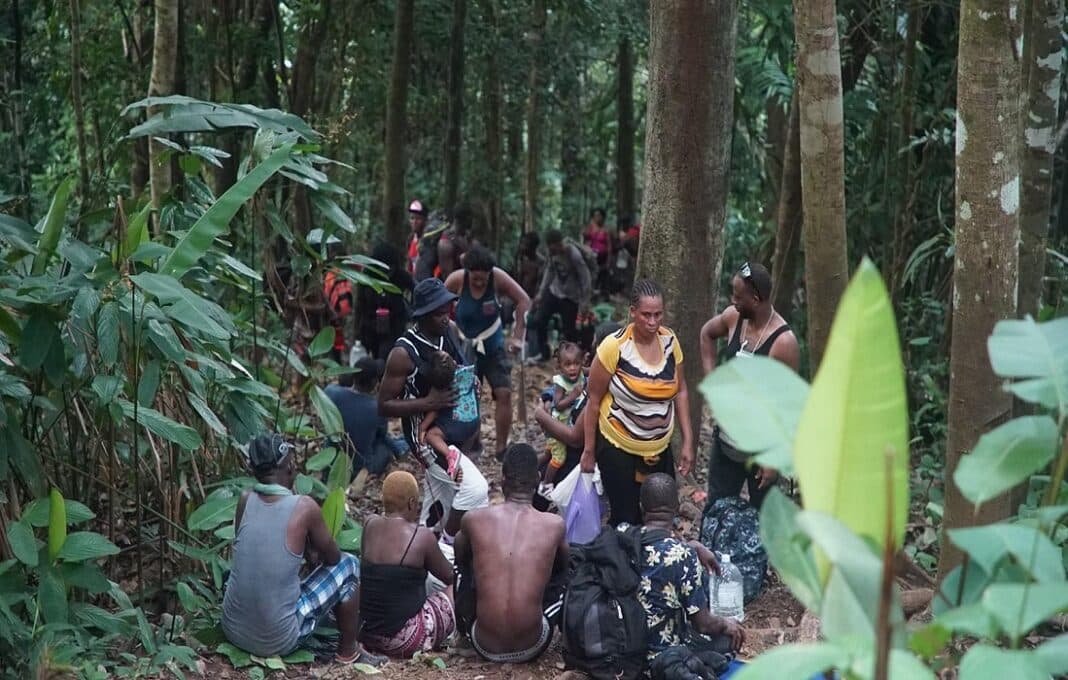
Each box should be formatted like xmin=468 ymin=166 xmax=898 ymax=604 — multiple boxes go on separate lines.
xmin=407 ymin=200 xmax=427 ymax=276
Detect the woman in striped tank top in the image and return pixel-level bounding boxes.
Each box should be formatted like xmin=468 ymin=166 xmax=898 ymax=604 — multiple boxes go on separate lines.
xmin=580 ymin=279 xmax=695 ymax=526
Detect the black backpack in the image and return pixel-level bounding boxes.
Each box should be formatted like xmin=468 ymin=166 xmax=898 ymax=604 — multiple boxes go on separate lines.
xmin=561 ymin=526 xmax=669 ymax=680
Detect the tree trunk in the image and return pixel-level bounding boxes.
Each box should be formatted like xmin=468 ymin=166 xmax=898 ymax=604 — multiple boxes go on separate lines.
xmin=523 ymin=0 xmax=547 ymax=234
xmin=937 ymin=0 xmax=1021 ymax=579
xmin=383 ymin=0 xmax=415 ymax=248
xmin=1018 ymin=0 xmax=1064 ymax=317
xmin=444 ymin=0 xmax=467 ymax=210
xmin=479 ymin=0 xmax=503 ymax=254
xmin=287 ymin=2 xmax=330 ymax=236
xmin=11 ymin=0 xmax=31 ymax=218
xmin=560 ymin=67 xmax=583 ymax=228
xmin=68 ymin=0 xmax=90 ymax=203
xmin=616 ymin=36 xmax=636 ymax=224
xmin=147 ymin=0 xmax=179 ymax=232
xmin=637 ymin=0 xmax=736 ymax=452
xmin=794 ymin=0 xmax=850 ymax=371
xmin=771 ymin=92 xmax=803 ymax=316
xmin=762 ymin=96 xmax=789 ymax=230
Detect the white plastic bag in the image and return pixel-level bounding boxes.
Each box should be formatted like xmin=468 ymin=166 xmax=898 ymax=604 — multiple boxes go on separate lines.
xmin=549 ymin=463 xmax=601 ymax=510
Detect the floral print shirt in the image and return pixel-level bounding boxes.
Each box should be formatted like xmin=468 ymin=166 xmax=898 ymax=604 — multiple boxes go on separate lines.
xmin=621 ymin=525 xmax=711 ymax=659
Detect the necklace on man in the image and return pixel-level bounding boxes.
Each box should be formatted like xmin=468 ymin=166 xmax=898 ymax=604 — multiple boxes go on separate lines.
xmin=740 ymin=311 xmax=776 ymax=354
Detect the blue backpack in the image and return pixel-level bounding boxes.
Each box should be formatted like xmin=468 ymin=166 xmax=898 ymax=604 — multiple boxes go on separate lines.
xmin=699 ymin=497 xmax=767 ymax=603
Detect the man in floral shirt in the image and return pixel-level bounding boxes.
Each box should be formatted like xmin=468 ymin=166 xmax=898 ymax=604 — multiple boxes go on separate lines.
xmin=625 ymin=474 xmax=744 ymax=660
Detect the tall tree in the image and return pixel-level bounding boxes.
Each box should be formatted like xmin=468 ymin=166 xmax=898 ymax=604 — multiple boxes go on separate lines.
xmin=478 ymin=0 xmax=503 ymax=253
xmin=147 ymin=0 xmax=179 ymax=230
xmin=794 ymin=0 xmax=849 ymax=370
xmin=771 ymin=93 xmax=802 ymax=314
xmin=638 ymin=0 xmax=736 ymax=445
xmin=11 ymin=0 xmax=31 ymax=217
xmin=1018 ymin=0 xmax=1064 ymax=318
xmin=938 ymin=0 xmax=1021 ymax=578
xmin=616 ymin=35 xmax=636 ymax=223
xmin=383 ymin=0 xmax=415 ymax=247
xmin=444 ymin=0 xmax=467 ymax=210
xmin=68 ymin=0 xmax=90 ymax=203
xmin=523 ymin=0 xmax=547 ymax=234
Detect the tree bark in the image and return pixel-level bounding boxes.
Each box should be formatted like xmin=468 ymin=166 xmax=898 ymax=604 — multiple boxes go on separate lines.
xmin=383 ymin=0 xmax=415 ymax=248
xmin=794 ymin=0 xmax=850 ymax=371
xmin=560 ymin=67 xmax=584 ymax=228
xmin=637 ymin=0 xmax=736 ymax=450
xmin=1018 ymin=0 xmax=1064 ymax=317
xmin=444 ymin=0 xmax=467 ymax=210
xmin=147 ymin=0 xmax=179 ymax=232
xmin=68 ymin=0 xmax=90 ymax=203
xmin=937 ymin=0 xmax=1021 ymax=579
xmin=478 ymin=0 xmax=503 ymax=254
xmin=771 ymin=92 xmax=803 ymax=316
xmin=762 ymin=95 xmax=788 ymax=230
xmin=616 ymin=36 xmax=636 ymax=224
xmin=523 ymin=0 xmax=547 ymax=234
xmin=11 ymin=0 xmax=31 ymax=218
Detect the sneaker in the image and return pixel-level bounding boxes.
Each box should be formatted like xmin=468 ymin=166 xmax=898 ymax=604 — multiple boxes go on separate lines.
xmin=335 ymin=647 xmax=388 ymax=667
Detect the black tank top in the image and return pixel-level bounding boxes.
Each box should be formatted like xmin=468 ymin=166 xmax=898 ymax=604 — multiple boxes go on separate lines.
xmin=394 ymin=326 xmax=468 ymax=456
xmin=723 ymin=318 xmax=791 ymax=362
xmin=359 ymin=528 xmax=427 ymax=636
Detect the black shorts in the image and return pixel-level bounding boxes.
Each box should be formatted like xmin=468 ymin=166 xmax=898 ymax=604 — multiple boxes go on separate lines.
xmin=475 ymin=345 xmax=512 ymax=391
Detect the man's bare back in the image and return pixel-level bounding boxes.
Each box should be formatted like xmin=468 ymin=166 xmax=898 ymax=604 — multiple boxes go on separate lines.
xmin=458 ymin=501 xmax=568 ymax=654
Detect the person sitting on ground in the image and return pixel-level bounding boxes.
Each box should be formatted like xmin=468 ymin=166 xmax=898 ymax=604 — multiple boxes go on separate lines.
xmin=417 ymin=350 xmax=477 ymax=479
xmin=221 ymin=433 xmax=384 ymax=666
xmin=542 ymin=342 xmax=587 ymax=486
xmin=698 ymin=261 xmax=799 ymax=509
xmin=359 ymin=471 xmax=457 ymax=658
xmin=324 ymin=357 xmax=407 ymax=479
xmin=454 ymin=444 xmax=570 ymax=664
xmin=628 ymin=473 xmax=744 ymax=662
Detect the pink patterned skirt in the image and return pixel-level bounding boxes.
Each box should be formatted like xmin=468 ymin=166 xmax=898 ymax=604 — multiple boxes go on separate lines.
xmin=362 ymin=591 xmax=456 ymax=659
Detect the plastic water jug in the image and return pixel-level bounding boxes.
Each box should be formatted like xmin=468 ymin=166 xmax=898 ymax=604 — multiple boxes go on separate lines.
xmin=711 ymin=554 xmax=745 ymax=622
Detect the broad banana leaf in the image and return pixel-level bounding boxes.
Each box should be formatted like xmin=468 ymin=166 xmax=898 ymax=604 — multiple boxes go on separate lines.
xmin=793 ymin=259 xmax=909 ymax=571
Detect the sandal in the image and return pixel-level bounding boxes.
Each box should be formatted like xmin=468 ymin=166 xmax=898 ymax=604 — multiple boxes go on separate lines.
xmin=335 ymin=647 xmax=388 ymax=667
xmin=445 ymin=445 xmax=462 ymax=480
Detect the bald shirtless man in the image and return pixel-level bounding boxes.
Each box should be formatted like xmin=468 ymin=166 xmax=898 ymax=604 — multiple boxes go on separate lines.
xmin=453 ymin=444 xmax=570 ymax=663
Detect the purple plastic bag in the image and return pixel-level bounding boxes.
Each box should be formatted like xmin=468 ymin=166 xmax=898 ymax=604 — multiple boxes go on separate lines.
xmin=564 ymin=473 xmax=601 ymax=544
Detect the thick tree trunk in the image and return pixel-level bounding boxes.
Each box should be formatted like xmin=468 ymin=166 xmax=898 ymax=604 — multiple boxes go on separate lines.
xmin=444 ymin=0 xmax=467 ymax=210
xmin=147 ymin=0 xmax=178 ymax=231
xmin=559 ymin=68 xmax=584 ymax=228
xmin=794 ymin=0 xmax=850 ymax=371
xmin=11 ymin=0 xmax=31 ymax=218
xmin=479 ymin=0 xmax=503 ymax=253
xmin=287 ymin=3 xmax=330 ymax=236
xmin=637 ymin=0 xmax=736 ymax=450
xmin=1018 ymin=0 xmax=1064 ymax=317
xmin=68 ymin=0 xmax=90 ymax=203
xmin=523 ymin=0 xmax=547 ymax=234
xmin=616 ymin=36 xmax=636 ymax=224
xmin=383 ymin=0 xmax=415 ymax=248
xmin=771 ymin=93 xmax=803 ymax=317
xmin=937 ymin=0 xmax=1021 ymax=579
xmin=762 ymin=96 xmax=788 ymax=230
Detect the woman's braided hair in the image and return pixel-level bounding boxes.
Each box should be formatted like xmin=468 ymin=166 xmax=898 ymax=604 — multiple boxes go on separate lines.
xmin=630 ymin=278 xmax=663 ymax=307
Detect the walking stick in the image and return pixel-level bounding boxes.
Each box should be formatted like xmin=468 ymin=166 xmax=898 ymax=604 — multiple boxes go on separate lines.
xmin=516 ymin=314 xmax=528 ymax=441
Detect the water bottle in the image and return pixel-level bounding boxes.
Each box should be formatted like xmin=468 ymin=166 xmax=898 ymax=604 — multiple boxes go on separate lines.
xmin=710 ymin=554 xmax=745 ymax=622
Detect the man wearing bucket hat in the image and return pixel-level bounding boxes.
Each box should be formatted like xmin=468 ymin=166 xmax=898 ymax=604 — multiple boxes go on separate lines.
xmin=378 ymin=278 xmax=490 ymax=542
xmin=222 ymin=433 xmax=385 ymax=667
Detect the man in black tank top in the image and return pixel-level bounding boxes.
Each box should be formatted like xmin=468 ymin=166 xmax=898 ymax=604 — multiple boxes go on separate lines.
xmin=698 ymin=262 xmax=800 ymax=508
xmin=379 ymin=279 xmax=490 ymax=541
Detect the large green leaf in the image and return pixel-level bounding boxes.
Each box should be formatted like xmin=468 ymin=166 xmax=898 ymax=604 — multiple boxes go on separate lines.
xmin=793 ymin=259 xmax=909 ymax=559
xmin=116 ymin=399 xmax=203 ymax=451
xmin=57 ymin=532 xmax=121 ymax=562
xmin=30 ymin=178 xmax=73 ymax=275
xmin=18 ymin=312 xmax=61 ymax=372
xmin=0 ymin=213 xmax=39 ymax=252
xmin=37 ymin=565 xmax=68 ymax=624
xmin=21 ymin=497 xmax=95 ymax=527
xmin=97 ymin=300 xmax=121 ymax=367
xmin=987 ymin=316 xmax=1068 ymax=413
xmin=327 ymin=450 xmax=351 ymax=491
xmin=954 ymin=415 xmax=1060 ymax=507
xmin=733 ymin=642 xmax=849 ymax=680
xmin=187 ymin=496 xmax=238 ymax=532
xmin=981 ymin=582 xmax=1068 ymax=642
xmin=759 ymin=489 xmax=822 ymax=611
xmin=321 ymin=489 xmax=346 ymax=538
xmin=699 ymin=355 xmax=809 ymax=474
xmin=130 ymin=273 xmax=234 ymax=340
xmin=1035 ymin=634 xmax=1068 ymax=675
xmin=949 ymin=523 xmax=1065 ymax=584
xmin=124 ymin=96 xmax=319 ymax=141
xmin=310 ymin=385 xmax=344 ymax=436
xmin=47 ymin=488 xmax=66 ymax=563
xmin=2 ymin=428 xmax=46 ymax=497
xmin=159 ymin=144 xmax=294 ymax=279
xmin=959 ymin=644 xmax=1048 ymax=680
xmin=308 ymin=327 xmax=336 ymax=358
xmin=7 ymin=521 xmax=39 ymax=567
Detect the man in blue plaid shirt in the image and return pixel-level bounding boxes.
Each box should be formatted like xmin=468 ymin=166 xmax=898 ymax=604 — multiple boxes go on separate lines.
xmin=221 ymin=433 xmax=386 ymax=666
